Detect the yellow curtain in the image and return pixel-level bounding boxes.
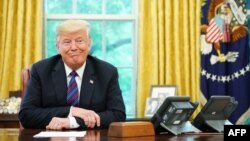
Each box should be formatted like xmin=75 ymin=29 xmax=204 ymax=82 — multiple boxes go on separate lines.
xmin=0 ymin=0 xmax=43 ymax=99
xmin=137 ymin=0 xmax=201 ymax=117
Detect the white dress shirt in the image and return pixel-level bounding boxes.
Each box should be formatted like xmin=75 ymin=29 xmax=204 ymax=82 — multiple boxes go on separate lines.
xmin=64 ymin=62 xmax=86 ymax=128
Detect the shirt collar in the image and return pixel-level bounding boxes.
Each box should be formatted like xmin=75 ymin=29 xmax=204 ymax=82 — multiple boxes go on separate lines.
xmin=64 ymin=62 xmax=86 ymax=79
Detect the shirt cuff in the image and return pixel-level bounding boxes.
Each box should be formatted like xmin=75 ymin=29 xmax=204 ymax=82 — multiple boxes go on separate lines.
xmin=69 ymin=116 xmax=80 ymax=128
xmin=68 ymin=107 xmax=80 ymax=128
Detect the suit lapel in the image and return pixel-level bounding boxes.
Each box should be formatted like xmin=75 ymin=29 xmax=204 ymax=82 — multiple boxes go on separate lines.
xmin=80 ymin=59 xmax=95 ymax=108
xmin=52 ymin=59 xmax=68 ymax=105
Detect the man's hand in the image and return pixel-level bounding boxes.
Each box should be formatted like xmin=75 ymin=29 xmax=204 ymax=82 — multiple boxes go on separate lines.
xmin=46 ymin=117 xmax=70 ymax=130
xmin=71 ymin=107 xmax=100 ymax=128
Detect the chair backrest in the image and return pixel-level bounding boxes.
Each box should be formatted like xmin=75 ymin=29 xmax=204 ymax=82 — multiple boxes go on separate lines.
xmin=20 ymin=68 xmax=31 ymax=129
xmin=21 ymin=68 xmax=31 ymax=98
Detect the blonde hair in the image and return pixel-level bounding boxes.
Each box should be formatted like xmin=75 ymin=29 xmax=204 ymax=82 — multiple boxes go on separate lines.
xmin=56 ymin=20 xmax=90 ymax=37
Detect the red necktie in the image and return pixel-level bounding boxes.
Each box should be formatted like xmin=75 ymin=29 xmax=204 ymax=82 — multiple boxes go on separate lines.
xmin=67 ymin=71 xmax=79 ymax=106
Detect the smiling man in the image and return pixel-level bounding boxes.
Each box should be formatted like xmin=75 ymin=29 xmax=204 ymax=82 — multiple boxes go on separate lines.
xmin=19 ymin=20 xmax=126 ymax=130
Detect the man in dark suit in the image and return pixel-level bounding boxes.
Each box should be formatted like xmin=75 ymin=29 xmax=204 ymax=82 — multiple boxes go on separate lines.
xmin=19 ymin=20 xmax=126 ymax=130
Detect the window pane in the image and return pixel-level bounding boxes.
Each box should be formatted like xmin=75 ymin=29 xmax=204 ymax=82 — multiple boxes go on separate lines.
xmin=118 ymin=68 xmax=134 ymax=118
xmin=105 ymin=21 xmax=133 ymax=67
xmin=89 ymin=21 xmax=103 ymax=59
xmin=77 ymin=0 xmax=102 ymax=14
xmin=46 ymin=0 xmax=73 ymax=14
xmin=105 ymin=0 xmax=132 ymax=15
xmin=46 ymin=20 xmax=63 ymax=57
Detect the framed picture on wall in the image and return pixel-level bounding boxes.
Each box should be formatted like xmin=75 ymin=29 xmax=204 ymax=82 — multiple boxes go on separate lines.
xmin=150 ymin=85 xmax=177 ymax=105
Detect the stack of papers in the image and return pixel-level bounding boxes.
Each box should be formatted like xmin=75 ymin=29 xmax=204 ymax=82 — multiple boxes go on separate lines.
xmin=33 ymin=131 xmax=86 ymax=138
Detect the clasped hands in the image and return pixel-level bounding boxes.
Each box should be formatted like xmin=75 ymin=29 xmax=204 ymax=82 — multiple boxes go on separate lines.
xmin=46 ymin=107 xmax=100 ymax=130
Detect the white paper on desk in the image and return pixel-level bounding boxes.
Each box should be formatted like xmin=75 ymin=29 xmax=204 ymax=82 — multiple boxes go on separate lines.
xmin=33 ymin=131 xmax=86 ymax=138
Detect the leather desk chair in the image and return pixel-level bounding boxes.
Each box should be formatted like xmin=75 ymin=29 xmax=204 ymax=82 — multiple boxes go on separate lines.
xmin=21 ymin=68 xmax=31 ymax=98
xmin=20 ymin=68 xmax=31 ymax=129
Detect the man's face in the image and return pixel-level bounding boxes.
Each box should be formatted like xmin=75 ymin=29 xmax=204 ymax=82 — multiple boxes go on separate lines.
xmin=57 ymin=30 xmax=91 ymax=70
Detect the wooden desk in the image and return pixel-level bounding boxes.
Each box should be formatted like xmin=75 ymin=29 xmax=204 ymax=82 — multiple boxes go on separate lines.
xmin=0 ymin=128 xmax=224 ymax=141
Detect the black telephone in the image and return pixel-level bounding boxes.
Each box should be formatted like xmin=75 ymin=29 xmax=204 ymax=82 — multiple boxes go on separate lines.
xmin=151 ymin=96 xmax=199 ymax=135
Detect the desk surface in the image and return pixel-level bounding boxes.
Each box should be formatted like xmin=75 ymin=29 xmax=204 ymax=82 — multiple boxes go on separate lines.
xmin=0 ymin=128 xmax=223 ymax=141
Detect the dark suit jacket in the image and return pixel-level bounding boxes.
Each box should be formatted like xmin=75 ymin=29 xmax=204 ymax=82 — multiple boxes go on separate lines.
xmin=19 ymin=55 xmax=126 ymax=129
